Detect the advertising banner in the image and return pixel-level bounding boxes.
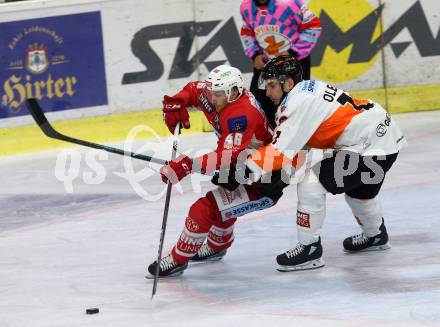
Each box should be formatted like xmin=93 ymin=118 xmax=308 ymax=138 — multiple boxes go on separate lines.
xmin=0 ymin=0 xmax=439 ymax=125
xmin=0 ymin=11 xmax=108 ymax=119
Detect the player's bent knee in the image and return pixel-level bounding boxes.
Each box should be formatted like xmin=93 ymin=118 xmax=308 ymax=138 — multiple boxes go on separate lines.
xmin=188 ymin=196 xmax=218 ymax=227
xmin=344 ymin=194 xmax=381 ymax=218
xmin=297 ymin=171 xmax=327 ymax=213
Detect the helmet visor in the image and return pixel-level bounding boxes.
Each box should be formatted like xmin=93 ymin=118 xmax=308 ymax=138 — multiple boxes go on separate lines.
xmin=257 ymin=71 xmax=267 ymax=90
xmin=258 ymin=71 xmax=287 ymax=90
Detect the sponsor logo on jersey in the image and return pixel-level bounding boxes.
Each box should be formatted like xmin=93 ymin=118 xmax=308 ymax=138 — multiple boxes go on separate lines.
xmin=384 ymin=113 xmax=391 ymax=126
xmin=298 ymin=80 xmax=317 ymax=95
xmin=221 ymin=197 xmax=274 ymax=221
xmin=297 ymin=210 xmax=311 ymax=228
xmin=227 ymin=115 xmax=247 ymax=132
xmin=376 ymin=113 xmax=391 ymax=137
xmin=198 ymin=92 xmax=215 ymax=114
xmin=219 ymin=188 xmax=233 ymax=206
xmin=213 ymin=114 xmax=221 ymax=133
xmin=279 ymin=95 xmax=288 ymax=109
xmin=279 ymin=103 xmax=286 ymax=113
xmin=376 ymin=123 xmax=387 ymax=137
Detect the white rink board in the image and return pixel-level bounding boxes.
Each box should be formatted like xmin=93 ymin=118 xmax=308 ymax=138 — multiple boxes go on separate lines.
xmin=0 ymin=0 xmax=439 ymax=126
xmin=380 ymin=0 xmax=440 ymax=87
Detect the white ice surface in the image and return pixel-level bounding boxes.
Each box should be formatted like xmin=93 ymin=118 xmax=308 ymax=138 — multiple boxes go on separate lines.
xmin=1 ymin=111 xmax=440 ymax=327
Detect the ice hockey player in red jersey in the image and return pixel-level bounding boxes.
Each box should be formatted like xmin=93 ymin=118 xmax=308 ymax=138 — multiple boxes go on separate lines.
xmin=147 ymin=65 xmax=286 ymax=277
xmin=246 ymin=55 xmax=407 ymax=271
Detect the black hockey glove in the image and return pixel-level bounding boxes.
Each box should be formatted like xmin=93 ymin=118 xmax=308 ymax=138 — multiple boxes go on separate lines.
xmin=258 ymin=169 xmax=290 ymax=200
xmin=211 ymin=163 xmax=251 ymax=191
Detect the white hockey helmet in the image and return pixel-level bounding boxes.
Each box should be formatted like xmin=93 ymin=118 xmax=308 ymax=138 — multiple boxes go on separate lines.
xmin=207 ymin=65 xmax=244 ymax=103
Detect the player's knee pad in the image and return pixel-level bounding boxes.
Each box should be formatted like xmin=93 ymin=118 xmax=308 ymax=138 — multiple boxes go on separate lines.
xmin=344 ymin=194 xmax=382 ymax=236
xmin=188 ymin=196 xmax=218 ymax=228
xmin=297 ymin=170 xmax=327 ymax=214
xmin=296 ymin=170 xmax=327 ymax=245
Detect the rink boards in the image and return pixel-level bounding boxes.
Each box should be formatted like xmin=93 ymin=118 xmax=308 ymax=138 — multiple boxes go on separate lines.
xmin=0 ymin=0 xmax=439 ymax=155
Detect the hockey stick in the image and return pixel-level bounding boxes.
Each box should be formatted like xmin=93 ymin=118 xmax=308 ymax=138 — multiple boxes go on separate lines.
xmin=25 ymin=98 xmax=167 ymax=165
xmin=151 ymin=122 xmax=180 ymax=301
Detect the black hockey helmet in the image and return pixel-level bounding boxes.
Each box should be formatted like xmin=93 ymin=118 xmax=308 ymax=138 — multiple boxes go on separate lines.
xmin=260 ymin=54 xmax=303 ymax=85
xmin=254 ymin=0 xmax=270 ymax=6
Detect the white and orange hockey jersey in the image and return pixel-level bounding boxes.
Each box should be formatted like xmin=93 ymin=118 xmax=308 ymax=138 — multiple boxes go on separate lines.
xmin=247 ymin=79 xmax=407 ymax=175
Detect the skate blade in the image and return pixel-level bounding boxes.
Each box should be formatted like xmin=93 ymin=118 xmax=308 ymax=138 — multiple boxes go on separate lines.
xmin=277 ymin=258 xmax=325 ymax=272
xmin=145 ymin=270 xmax=185 ymax=279
xmin=190 ymin=256 xmax=225 ymax=264
xmin=344 ymin=243 xmax=391 ymax=253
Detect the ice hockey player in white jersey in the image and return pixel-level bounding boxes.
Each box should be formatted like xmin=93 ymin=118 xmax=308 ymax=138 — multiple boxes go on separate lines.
xmin=246 ymin=55 xmax=407 ymax=271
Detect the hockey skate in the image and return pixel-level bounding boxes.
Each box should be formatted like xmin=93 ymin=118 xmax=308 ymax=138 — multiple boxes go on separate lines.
xmin=190 ymin=243 xmax=227 ymax=263
xmin=146 ymin=254 xmax=188 ymax=278
xmin=276 ymin=238 xmax=325 ymax=272
xmin=343 ymin=219 xmax=390 ymax=252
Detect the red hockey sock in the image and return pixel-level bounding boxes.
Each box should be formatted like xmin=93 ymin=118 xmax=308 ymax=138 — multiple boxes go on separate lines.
xmin=207 ymin=223 xmax=235 ymax=252
xmin=171 ymin=197 xmax=215 ymax=264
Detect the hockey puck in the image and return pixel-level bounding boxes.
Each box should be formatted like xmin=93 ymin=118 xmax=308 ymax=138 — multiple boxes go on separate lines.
xmin=86 ymin=308 xmax=99 ymax=315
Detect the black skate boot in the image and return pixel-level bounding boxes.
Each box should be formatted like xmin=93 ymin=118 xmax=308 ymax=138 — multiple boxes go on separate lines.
xmin=276 ymin=238 xmax=325 ymax=272
xmin=343 ymin=219 xmax=390 ymax=252
xmin=191 ymin=243 xmax=227 ymax=263
xmin=146 ymin=254 xmax=188 ymax=278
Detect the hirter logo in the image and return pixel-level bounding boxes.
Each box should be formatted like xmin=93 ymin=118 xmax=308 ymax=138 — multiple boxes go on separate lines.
xmin=26 ymin=43 xmax=49 ymax=74
xmin=297 ymin=211 xmax=310 ymax=228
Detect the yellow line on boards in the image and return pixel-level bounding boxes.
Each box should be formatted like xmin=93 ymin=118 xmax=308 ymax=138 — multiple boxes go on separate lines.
xmin=1 ymin=83 xmax=439 ymax=156
xmin=0 ymin=109 xmax=206 ymax=157
xmin=352 ymin=83 xmax=440 ymax=114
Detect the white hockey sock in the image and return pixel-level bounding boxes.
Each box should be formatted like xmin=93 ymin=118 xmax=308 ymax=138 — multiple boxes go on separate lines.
xmin=296 ymin=169 xmax=327 ymax=245
xmin=344 ymin=195 xmax=383 ymax=237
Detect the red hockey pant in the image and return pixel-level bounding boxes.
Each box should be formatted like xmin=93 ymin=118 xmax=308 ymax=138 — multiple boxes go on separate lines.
xmin=171 ymin=184 xmax=276 ymax=264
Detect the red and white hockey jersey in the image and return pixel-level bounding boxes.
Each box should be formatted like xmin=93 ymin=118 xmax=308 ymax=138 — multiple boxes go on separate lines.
xmin=247 ymin=79 xmax=407 ymax=174
xmin=171 ymin=81 xmax=273 ymax=173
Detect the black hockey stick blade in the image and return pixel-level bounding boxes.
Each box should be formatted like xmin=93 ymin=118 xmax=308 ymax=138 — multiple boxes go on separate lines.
xmin=25 ymin=98 xmax=167 ymax=165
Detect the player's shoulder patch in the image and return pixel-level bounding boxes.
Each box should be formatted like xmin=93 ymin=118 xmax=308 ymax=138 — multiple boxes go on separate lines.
xmin=297 ymin=80 xmax=318 ymax=95
xmin=227 ymin=115 xmax=248 ymax=133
